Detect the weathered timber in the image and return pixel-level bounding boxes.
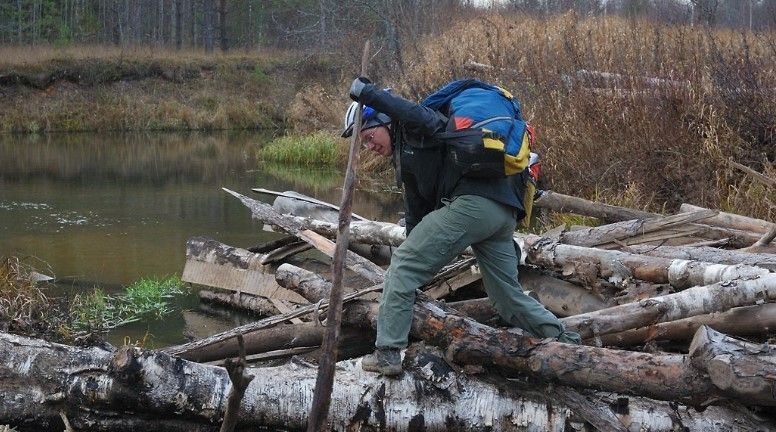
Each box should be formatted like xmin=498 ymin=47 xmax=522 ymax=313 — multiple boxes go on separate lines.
xmin=183 ymin=237 xmax=309 ymax=303
xmin=743 ymin=225 xmax=776 ymax=254
xmin=223 ymin=188 xmax=385 ymax=285
xmin=533 ymin=191 xmax=761 ymax=247
xmin=627 ymin=244 xmax=776 ymax=271
xmin=199 ymin=289 xmax=280 ymax=316
xmin=533 ymin=190 xmax=657 ymax=222
xmin=276 ymin=259 xmax=606 ymax=320
xmin=286 ymin=214 xmax=406 ymax=246
xmin=729 ymin=158 xmax=776 ymax=189
xmin=256 ymin=188 xmax=368 ymax=221
xmin=519 ymin=234 xmax=771 ymax=288
xmin=11 ymin=332 xmax=757 ymax=431
xmin=518 ymin=267 xmax=608 ymax=316
xmin=561 ymin=273 xmax=776 ymax=340
xmin=176 ymin=320 xmax=324 ymax=362
xmin=679 ymin=203 xmax=775 ymax=234
xmin=600 ymin=303 xmax=776 ymax=346
xmin=558 ymin=209 xmax=717 ymax=248
xmin=164 ymin=283 xmax=381 ymax=358
xmin=274 ymin=265 xmax=718 ymax=404
xmin=247 ymin=212 xmax=772 ymax=290
xmin=690 ymin=326 xmax=776 ymax=406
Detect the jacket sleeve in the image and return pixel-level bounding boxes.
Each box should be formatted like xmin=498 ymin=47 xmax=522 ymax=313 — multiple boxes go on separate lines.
xmin=359 ymin=84 xmax=447 ymax=138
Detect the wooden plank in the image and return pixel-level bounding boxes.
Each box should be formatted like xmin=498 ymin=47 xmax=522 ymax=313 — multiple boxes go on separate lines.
xmin=425 ymin=266 xmax=482 ymax=299
xmin=252 ymin=188 xmax=369 ymax=221
xmin=269 ymin=299 xmax=304 ymax=324
xmin=182 ymin=259 xmax=309 ymax=304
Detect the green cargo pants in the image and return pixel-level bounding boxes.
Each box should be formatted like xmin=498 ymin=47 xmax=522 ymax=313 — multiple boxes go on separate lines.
xmin=376 ymin=194 xmax=581 ymax=348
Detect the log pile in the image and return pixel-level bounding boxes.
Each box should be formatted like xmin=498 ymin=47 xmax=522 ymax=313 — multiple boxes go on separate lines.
xmin=2 ymin=188 xmax=775 ymax=431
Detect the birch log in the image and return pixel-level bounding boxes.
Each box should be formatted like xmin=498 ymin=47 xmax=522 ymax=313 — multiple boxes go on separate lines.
xmin=0 ymin=332 xmax=568 ymax=431
xmin=679 ymin=203 xmax=775 ymax=234
xmin=4 ymin=332 xmax=769 ymax=431
xmin=274 ymin=265 xmax=719 ymax=404
xmin=199 ymin=289 xmax=279 ymax=316
xmin=600 ymin=303 xmax=776 ymax=346
xmin=519 ymin=235 xmax=771 ymax=288
xmin=690 ymin=326 xmax=776 ymax=406
xmin=561 ymin=273 xmax=776 ymax=340
xmin=627 ymin=244 xmax=776 ymax=271
xmin=557 ymin=209 xmax=717 ymax=248
xmin=230 ymin=205 xmax=772 ymax=291
xmin=231 ymin=203 xmax=772 ymax=290
xmin=533 ymin=191 xmax=761 ymax=247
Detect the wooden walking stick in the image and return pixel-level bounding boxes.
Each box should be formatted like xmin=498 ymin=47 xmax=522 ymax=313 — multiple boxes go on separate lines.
xmin=306 ymin=40 xmax=371 ymax=432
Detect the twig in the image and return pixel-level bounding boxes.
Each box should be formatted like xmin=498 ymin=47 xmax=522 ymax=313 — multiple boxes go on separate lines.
xmin=219 ymin=334 xmax=255 ymax=432
xmin=59 ymin=411 xmax=75 ymax=432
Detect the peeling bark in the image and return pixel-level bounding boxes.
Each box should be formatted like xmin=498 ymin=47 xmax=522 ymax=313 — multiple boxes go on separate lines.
xmin=600 ymin=303 xmax=776 ymax=346
xmin=519 ymin=235 xmax=771 ymax=289
xmin=679 ymin=203 xmax=774 ymax=234
xmin=561 ymin=273 xmax=776 ymax=340
xmin=689 ymin=326 xmax=776 ymax=406
xmin=558 ymin=209 xmax=717 ymax=248
xmin=1 ymin=332 xmax=771 ymax=431
xmin=627 ymin=244 xmax=776 ymax=271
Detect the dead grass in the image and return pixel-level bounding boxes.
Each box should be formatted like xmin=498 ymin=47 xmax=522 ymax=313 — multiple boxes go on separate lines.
xmin=386 ymin=12 xmax=775 ymax=218
xmin=0 ymin=45 xmax=338 ymax=133
xmin=0 ymin=256 xmax=64 ymax=339
xmin=0 ymin=44 xmax=297 ymax=68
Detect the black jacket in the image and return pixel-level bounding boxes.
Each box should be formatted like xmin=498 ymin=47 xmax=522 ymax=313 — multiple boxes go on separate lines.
xmin=359 ymin=84 xmax=526 ymax=233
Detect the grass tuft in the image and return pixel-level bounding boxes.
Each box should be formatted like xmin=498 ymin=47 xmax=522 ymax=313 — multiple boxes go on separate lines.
xmin=70 ymin=275 xmax=187 ymax=337
xmin=258 ymin=131 xmax=342 ymax=166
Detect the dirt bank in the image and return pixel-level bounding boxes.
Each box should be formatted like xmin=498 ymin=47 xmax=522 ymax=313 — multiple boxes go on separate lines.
xmin=0 ymin=48 xmax=343 ymax=133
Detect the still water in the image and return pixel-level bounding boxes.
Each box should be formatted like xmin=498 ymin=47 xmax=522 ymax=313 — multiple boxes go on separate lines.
xmin=0 ymin=131 xmax=402 ymax=347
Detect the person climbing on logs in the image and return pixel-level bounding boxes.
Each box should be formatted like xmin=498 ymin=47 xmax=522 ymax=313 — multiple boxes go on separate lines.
xmin=343 ymin=77 xmax=581 ymax=376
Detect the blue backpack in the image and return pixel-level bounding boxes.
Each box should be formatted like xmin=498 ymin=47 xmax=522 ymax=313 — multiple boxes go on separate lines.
xmin=422 ymin=79 xmax=533 ymax=178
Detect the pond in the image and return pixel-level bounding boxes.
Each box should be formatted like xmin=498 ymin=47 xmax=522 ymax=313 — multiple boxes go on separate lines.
xmin=0 ymin=131 xmax=402 ymax=347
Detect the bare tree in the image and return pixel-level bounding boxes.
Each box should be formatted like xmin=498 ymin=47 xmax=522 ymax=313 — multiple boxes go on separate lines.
xmin=203 ymin=0 xmax=214 ymax=52
xmin=219 ymin=0 xmax=227 ymax=52
xmin=689 ymin=0 xmax=720 ymax=26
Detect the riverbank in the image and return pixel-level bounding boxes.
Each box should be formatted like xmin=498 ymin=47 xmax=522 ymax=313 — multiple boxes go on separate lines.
xmin=0 ymin=46 xmax=342 ymax=133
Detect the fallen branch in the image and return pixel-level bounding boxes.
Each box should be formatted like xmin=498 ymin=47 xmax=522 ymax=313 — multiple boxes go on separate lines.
xmin=729 ymin=159 xmax=776 ymax=189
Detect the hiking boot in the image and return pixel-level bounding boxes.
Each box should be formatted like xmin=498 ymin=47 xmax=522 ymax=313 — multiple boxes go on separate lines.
xmin=361 ymin=348 xmax=402 ymax=376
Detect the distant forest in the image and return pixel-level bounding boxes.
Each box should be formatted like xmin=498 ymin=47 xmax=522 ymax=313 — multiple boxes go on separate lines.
xmin=1 ymin=0 xmax=774 ymax=52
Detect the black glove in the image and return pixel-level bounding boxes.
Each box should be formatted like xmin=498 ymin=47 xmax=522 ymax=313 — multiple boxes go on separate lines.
xmin=349 ymin=77 xmax=371 ymax=101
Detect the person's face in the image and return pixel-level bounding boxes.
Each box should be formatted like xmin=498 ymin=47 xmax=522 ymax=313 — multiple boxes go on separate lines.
xmin=359 ymin=125 xmax=392 ymax=156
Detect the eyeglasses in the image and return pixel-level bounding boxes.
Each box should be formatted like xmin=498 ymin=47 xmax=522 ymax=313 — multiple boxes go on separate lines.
xmin=361 ymin=131 xmax=376 ymax=148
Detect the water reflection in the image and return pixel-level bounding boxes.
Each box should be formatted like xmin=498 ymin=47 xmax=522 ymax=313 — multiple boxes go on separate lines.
xmin=0 ymin=131 xmax=403 ymax=346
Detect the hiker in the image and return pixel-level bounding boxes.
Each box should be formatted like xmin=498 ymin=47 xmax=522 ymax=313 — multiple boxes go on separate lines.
xmin=343 ymin=77 xmax=581 ymax=376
